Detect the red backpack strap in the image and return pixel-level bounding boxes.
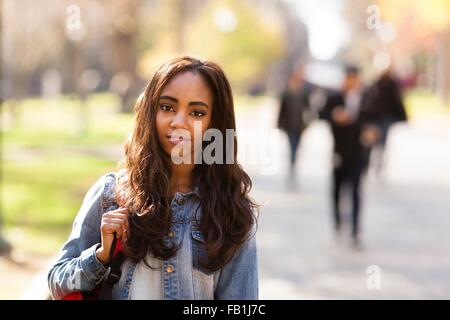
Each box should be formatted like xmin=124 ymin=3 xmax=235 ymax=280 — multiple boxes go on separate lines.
xmin=114 ymin=237 xmax=123 ymax=256
xmin=61 ymin=173 xmax=125 ymax=300
xmin=96 ymin=232 xmax=125 ymax=300
xmin=62 ymin=292 xmax=83 ymax=300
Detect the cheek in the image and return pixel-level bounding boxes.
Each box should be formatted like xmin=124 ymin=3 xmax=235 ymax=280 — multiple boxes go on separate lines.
xmin=156 ymin=113 xmax=169 ymax=139
xmin=192 ymin=116 xmax=212 ymax=139
xmin=202 ymin=114 xmax=213 ymax=133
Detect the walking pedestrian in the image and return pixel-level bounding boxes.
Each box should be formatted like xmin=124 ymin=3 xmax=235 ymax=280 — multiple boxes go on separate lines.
xmin=277 ymin=65 xmax=312 ymax=189
xmin=368 ymin=68 xmax=408 ymax=179
xmin=321 ymin=65 xmax=378 ymax=249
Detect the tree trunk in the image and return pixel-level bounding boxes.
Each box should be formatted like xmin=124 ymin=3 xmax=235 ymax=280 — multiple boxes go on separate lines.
xmin=436 ymin=27 xmax=450 ymax=106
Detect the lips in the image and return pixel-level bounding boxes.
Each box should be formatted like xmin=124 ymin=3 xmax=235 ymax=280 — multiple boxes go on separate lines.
xmin=167 ymin=134 xmax=191 ymax=145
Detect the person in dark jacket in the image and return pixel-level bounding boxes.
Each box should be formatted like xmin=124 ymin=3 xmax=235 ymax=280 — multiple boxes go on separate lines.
xmin=321 ymin=65 xmax=378 ymax=248
xmin=368 ymin=68 xmax=408 ymax=177
xmin=277 ymin=66 xmax=311 ymax=188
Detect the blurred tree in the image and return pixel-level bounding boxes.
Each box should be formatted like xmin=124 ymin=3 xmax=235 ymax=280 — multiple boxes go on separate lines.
xmin=436 ymin=26 xmax=450 ymax=104
xmin=377 ymin=0 xmax=450 ymax=103
xmin=0 ymin=0 xmax=12 ymax=256
xmin=1 ymin=0 xmax=308 ymax=103
xmin=267 ymin=0 xmax=309 ymax=95
xmin=137 ymin=0 xmax=286 ymax=92
xmin=343 ymin=0 xmax=450 ymax=103
xmin=135 ymin=0 xmax=207 ymax=79
xmin=340 ymin=0 xmax=374 ymax=74
xmin=184 ymin=0 xmax=285 ymax=90
xmin=2 ymin=0 xmax=64 ymax=125
xmin=0 ymin=226 xmax=12 ymax=256
xmin=105 ymin=0 xmax=141 ymax=112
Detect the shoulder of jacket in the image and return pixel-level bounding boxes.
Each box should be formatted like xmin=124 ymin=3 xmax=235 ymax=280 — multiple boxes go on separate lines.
xmin=102 ymin=172 xmax=118 ymax=210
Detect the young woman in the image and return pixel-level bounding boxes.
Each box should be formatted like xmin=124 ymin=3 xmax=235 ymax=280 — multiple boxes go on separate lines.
xmin=48 ymin=56 xmax=259 ymax=300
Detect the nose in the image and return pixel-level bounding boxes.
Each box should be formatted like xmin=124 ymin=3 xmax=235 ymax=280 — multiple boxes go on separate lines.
xmin=170 ymin=111 xmax=188 ymax=129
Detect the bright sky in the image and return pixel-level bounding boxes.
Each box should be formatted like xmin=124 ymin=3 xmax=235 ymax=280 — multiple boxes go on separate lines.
xmin=288 ymin=0 xmax=350 ymax=61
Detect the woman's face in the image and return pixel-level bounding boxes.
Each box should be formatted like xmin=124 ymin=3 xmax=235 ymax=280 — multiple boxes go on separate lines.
xmin=156 ymin=71 xmax=213 ymax=162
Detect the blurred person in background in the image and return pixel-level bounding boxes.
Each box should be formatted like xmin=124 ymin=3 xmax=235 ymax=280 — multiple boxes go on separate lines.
xmin=0 ymin=233 xmax=12 ymax=257
xmin=321 ymin=65 xmax=379 ymax=249
xmin=277 ymin=65 xmax=312 ymax=189
xmin=368 ymin=67 xmax=408 ymax=179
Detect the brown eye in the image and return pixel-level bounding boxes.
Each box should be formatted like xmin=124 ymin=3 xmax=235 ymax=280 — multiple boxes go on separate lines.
xmin=190 ymin=110 xmax=206 ymax=117
xmin=160 ymin=104 xmax=174 ymax=112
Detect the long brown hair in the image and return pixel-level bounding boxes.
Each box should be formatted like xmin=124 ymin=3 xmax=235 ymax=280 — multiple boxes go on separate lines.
xmin=116 ymin=56 xmax=258 ymax=271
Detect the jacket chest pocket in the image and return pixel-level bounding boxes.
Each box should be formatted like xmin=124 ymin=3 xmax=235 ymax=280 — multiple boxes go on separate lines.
xmin=190 ymin=229 xmax=215 ymax=299
xmin=191 ymin=230 xmax=208 ymax=269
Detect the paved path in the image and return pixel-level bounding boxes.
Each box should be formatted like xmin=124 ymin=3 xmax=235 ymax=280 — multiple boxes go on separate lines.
xmin=238 ymin=99 xmax=450 ymax=299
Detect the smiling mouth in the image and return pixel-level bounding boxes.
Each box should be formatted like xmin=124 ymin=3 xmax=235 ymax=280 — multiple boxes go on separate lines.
xmin=167 ymin=135 xmax=191 ymax=145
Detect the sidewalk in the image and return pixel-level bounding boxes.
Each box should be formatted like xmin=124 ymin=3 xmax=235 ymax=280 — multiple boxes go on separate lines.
xmin=241 ymin=101 xmax=450 ymax=299
xmin=0 ymin=252 xmax=51 ymax=299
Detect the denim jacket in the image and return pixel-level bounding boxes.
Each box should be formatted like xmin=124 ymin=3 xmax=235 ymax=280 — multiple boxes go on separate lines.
xmin=47 ymin=172 xmax=258 ymax=300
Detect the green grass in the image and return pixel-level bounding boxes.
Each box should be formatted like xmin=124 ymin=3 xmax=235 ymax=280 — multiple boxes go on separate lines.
xmin=2 ymin=154 xmax=117 ymax=227
xmin=2 ymin=93 xmax=133 ymax=148
xmin=1 ymin=93 xmax=130 ymax=254
xmin=404 ymin=89 xmax=450 ymax=118
xmin=1 ymin=152 xmax=117 ymax=254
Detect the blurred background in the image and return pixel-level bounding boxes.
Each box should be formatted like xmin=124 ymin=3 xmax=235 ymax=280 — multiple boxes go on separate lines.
xmin=1 ymin=0 xmax=449 ymax=299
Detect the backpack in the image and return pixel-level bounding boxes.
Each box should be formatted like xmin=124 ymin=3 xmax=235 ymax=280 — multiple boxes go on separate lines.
xmin=62 ymin=175 xmax=126 ymax=300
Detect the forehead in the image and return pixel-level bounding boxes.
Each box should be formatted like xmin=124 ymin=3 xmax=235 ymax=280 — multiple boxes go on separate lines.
xmin=160 ymin=71 xmax=212 ymax=102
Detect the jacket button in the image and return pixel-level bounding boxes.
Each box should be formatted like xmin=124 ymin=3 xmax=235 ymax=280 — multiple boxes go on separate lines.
xmin=168 ymin=231 xmax=175 ymax=238
xmin=166 ymin=265 xmax=174 ymax=273
xmin=176 ymin=197 xmax=185 ymax=205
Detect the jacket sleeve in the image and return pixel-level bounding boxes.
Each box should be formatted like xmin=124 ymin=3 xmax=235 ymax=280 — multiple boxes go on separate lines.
xmin=359 ymin=87 xmax=378 ymax=125
xmin=214 ymin=226 xmax=258 ymax=300
xmin=277 ymin=91 xmax=288 ymax=130
xmin=47 ymin=175 xmax=109 ymax=299
xmin=320 ymin=92 xmax=339 ymax=122
xmin=392 ymin=81 xmax=407 ymax=122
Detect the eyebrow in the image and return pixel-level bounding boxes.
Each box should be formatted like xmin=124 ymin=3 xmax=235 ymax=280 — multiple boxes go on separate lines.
xmin=159 ymin=95 xmax=209 ymax=108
